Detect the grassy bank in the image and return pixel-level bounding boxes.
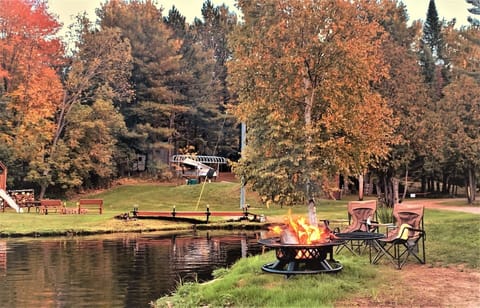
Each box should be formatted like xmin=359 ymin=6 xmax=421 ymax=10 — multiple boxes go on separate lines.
xmin=155 ymin=208 xmax=480 ymax=308
xmin=0 ymin=181 xmax=346 ymax=236
xmin=156 ymin=252 xmax=385 ymax=307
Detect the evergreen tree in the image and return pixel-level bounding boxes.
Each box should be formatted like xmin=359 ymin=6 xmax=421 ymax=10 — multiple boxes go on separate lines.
xmin=164 ymin=5 xmax=231 ymax=158
xmin=190 ymin=1 xmax=240 ymax=159
xmin=98 ymin=0 xmax=188 ymax=176
xmin=418 ymin=0 xmax=452 ymax=194
xmin=367 ymin=0 xmax=430 ymax=206
xmin=423 ymin=0 xmax=443 ymax=59
xmin=467 ymin=0 xmax=480 ymax=26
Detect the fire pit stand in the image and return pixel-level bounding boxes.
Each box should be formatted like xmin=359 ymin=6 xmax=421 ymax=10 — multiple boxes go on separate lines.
xmin=258 ymin=237 xmax=345 ymax=277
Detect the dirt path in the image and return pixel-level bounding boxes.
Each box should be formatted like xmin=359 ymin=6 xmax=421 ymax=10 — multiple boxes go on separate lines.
xmin=337 ymin=198 xmax=480 ymax=308
xmin=337 ymin=264 xmax=480 ymax=308
xmin=402 ymin=198 xmax=480 ymax=214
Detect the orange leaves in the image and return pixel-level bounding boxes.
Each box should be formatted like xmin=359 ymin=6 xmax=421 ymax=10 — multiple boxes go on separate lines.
xmin=229 ymin=0 xmax=398 ymax=194
xmin=0 ymin=0 xmax=65 ymax=158
xmin=0 ymin=0 xmax=64 ymax=85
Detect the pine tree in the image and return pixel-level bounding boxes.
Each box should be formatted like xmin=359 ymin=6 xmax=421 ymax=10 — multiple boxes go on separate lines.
xmin=164 ymin=5 xmax=231 ymax=158
xmin=423 ymin=0 xmax=443 ymax=59
xmin=190 ymin=1 xmax=240 ymax=159
xmin=98 ymin=0 xmax=188 ymax=176
xmin=467 ymin=0 xmax=480 ymax=26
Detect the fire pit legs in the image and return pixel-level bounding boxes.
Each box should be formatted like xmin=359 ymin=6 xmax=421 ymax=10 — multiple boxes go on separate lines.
xmin=259 ymin=239 xmax=344 ymax=277
xmin=261 ymin=257 xmax=342 ymax=278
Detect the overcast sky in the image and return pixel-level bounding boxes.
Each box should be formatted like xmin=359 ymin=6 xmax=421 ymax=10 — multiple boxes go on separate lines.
xmin=49 ymin=0 xmax=472 ymax=36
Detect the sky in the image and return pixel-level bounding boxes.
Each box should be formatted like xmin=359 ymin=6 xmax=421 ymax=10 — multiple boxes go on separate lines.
xmin=48 ymin=0 xmax=472 ymax=36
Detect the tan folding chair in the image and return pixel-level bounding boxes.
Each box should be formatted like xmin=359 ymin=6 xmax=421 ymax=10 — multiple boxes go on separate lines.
xmin=335 ymin=200 xmax=378 ymax=255
xmin=342 ymin=200 xmax=378 ymax=233
xmin=372 ymin=203 xmax=426 ymax=269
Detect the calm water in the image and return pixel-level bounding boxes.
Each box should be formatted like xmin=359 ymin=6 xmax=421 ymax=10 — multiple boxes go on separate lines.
xmin=0 ymin=230 xmax=266 ymax=307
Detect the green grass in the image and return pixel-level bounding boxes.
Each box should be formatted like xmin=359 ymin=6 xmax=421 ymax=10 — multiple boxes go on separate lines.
xmin=424 ymin=209 xmax=480 ymax=267
xmin=0 ymin=182 xmax=348 ymax=236
xmin=434 ymin=199 xmax=480 ymax=207
xmin=154 ymin=207 xmax=480 ymax=308
xmin=156 ymin=252 xmax=382 ymax=308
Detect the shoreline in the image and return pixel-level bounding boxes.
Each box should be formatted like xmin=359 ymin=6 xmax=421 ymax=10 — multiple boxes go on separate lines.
xmin=0 ymin=217 xmax=272 ymax=238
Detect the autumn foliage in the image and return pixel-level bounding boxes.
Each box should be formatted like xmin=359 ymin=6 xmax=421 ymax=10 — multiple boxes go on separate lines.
xmin=0 ymin=0 xmax=64 ymax=161
xmin=229 ymin=0 xmax=396 ymax=204
xmin=0 ymin=0 xmax=477 ymax=203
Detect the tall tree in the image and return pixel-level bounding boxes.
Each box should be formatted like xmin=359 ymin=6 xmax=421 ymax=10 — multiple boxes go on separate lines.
xmin=418 ymin=0 xmax=453 ymax=194
xmin=98 ymin=0 xmax=187 ymax=175
xmin=228 ymin=0 xmax=396 ymax=205
xmin=27 ymin=14 xmax=134 ymax=198
xmin=440 ymin=24 xmax=480 ymax=203
xmin=0 ymin=0 xmax=65 ymax=192
xmin=467 ymin=0 xmax=480 ymax=26
xmin=366 ymin=1 xmax=429 ymax=206
xmin=164 ymin=5 xmax=229 ymax=158
xmin=423 ymin=0 xmax=443 ymax=59
xmin=439 ymin=75 xmax=479 ymax=204
xmin=189 ymin=0 xmax=240 ymax=159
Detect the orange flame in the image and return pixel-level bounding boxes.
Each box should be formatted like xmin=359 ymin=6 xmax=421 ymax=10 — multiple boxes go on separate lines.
xmin=271 ymin=209 xmax=331 ymax=244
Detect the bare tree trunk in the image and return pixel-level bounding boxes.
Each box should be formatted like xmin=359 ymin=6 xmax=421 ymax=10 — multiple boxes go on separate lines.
xmin=466 ymin=167 xmax=476 ymax=204
xmin=358 ymin=174 xmax=364 ymax=201
xmin=303 ymin=75 xmax=315 ymax=200
xmin=392 ymin=177 xmax=399 ymax=205
xmin=375 ymin=181 xmax=382 ymax=201
xmin=402 ymin=168 xmax=408 ymax=201
xmin=168 ymin=109 xmax=176 ymax=162
xmin=383 ymin=176 xmax=389 ymax=206
xmin=39 ymin=185 xmax=47 ymax=200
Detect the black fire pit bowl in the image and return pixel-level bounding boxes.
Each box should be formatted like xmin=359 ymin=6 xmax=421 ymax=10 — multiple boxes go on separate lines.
xmin=258 ymin=237 xmax=344 ymax=277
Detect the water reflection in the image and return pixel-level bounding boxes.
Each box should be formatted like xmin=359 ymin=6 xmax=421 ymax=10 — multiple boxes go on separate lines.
xmin=0 ymin=231 xmax=265 ymax=307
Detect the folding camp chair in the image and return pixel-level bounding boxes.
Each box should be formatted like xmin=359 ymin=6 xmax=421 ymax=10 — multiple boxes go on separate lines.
xmin=372 ymin=204 xmax=426 ymax=269
xmin=335 ymin=200 xmax=378 ymax=255
xmin=342 ymin=200 xmax=378 ymax=233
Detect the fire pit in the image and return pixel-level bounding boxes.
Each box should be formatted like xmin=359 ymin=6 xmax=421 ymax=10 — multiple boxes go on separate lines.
xmin=259 ymin=237 xmax=344 ymax=277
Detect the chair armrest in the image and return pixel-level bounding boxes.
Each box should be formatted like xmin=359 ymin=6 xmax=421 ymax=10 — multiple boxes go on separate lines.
xmin=383 ymin=224 xmax=396 ymax=237
xmin=405 ymin=226 xmax=426 ymax=240
xmin=362 ymin=220 xmax=389 ymax=233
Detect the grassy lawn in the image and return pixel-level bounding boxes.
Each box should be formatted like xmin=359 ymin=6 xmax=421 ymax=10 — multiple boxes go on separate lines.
xmin=1 ymin=181 xmax=479 ymax=307
xmin=0 ymin=181 xmax=348 ymax=236
xmin=153 ymin=204 xmax=480 ymax=307
xmin=435 ymin=199 xmax=480 ymax=207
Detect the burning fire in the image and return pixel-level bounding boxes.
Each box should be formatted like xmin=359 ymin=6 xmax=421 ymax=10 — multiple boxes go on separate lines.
xmin=271 ymin=209 xmax=332 ymax=245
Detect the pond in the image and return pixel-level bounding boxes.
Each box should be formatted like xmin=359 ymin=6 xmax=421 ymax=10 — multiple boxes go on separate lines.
xmin=0 ymin=230 xmax=267 ymax=307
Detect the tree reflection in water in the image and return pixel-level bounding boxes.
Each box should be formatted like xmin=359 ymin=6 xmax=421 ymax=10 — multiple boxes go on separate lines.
xmin=0 ymin=230 xmax=265 ymax=307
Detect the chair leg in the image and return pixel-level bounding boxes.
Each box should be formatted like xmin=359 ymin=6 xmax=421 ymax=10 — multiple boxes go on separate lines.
xmin=336 ymin=240 xmax=358 ymax=256
xmin=372 ymin=241 xmax=396 ymax=266
xmin=373 ymin=241 xmax=408 ymax=269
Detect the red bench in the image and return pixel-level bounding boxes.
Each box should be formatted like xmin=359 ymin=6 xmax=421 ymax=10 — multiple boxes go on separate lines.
xmin=39 ymin=199 xmax=63 ymax=214
xmin=77 ymin=199 xmax=103 ymax=214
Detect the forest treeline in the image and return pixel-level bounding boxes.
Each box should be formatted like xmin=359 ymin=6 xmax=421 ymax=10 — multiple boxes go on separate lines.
xmin=0 ymin=0 xmax=478 ymax=205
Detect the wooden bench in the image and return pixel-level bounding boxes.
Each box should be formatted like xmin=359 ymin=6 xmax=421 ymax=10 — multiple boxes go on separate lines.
xmin=39 ymin=199 xmax=63 ymax=214
xmin=20 ymin=200 xmax=41 ymax=213
xmin=78 ymin=199 xmax=103 ymax=214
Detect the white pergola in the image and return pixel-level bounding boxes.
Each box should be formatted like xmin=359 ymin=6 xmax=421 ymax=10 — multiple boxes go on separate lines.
xmin=170 ymin=155 xmax=228 ymax=164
